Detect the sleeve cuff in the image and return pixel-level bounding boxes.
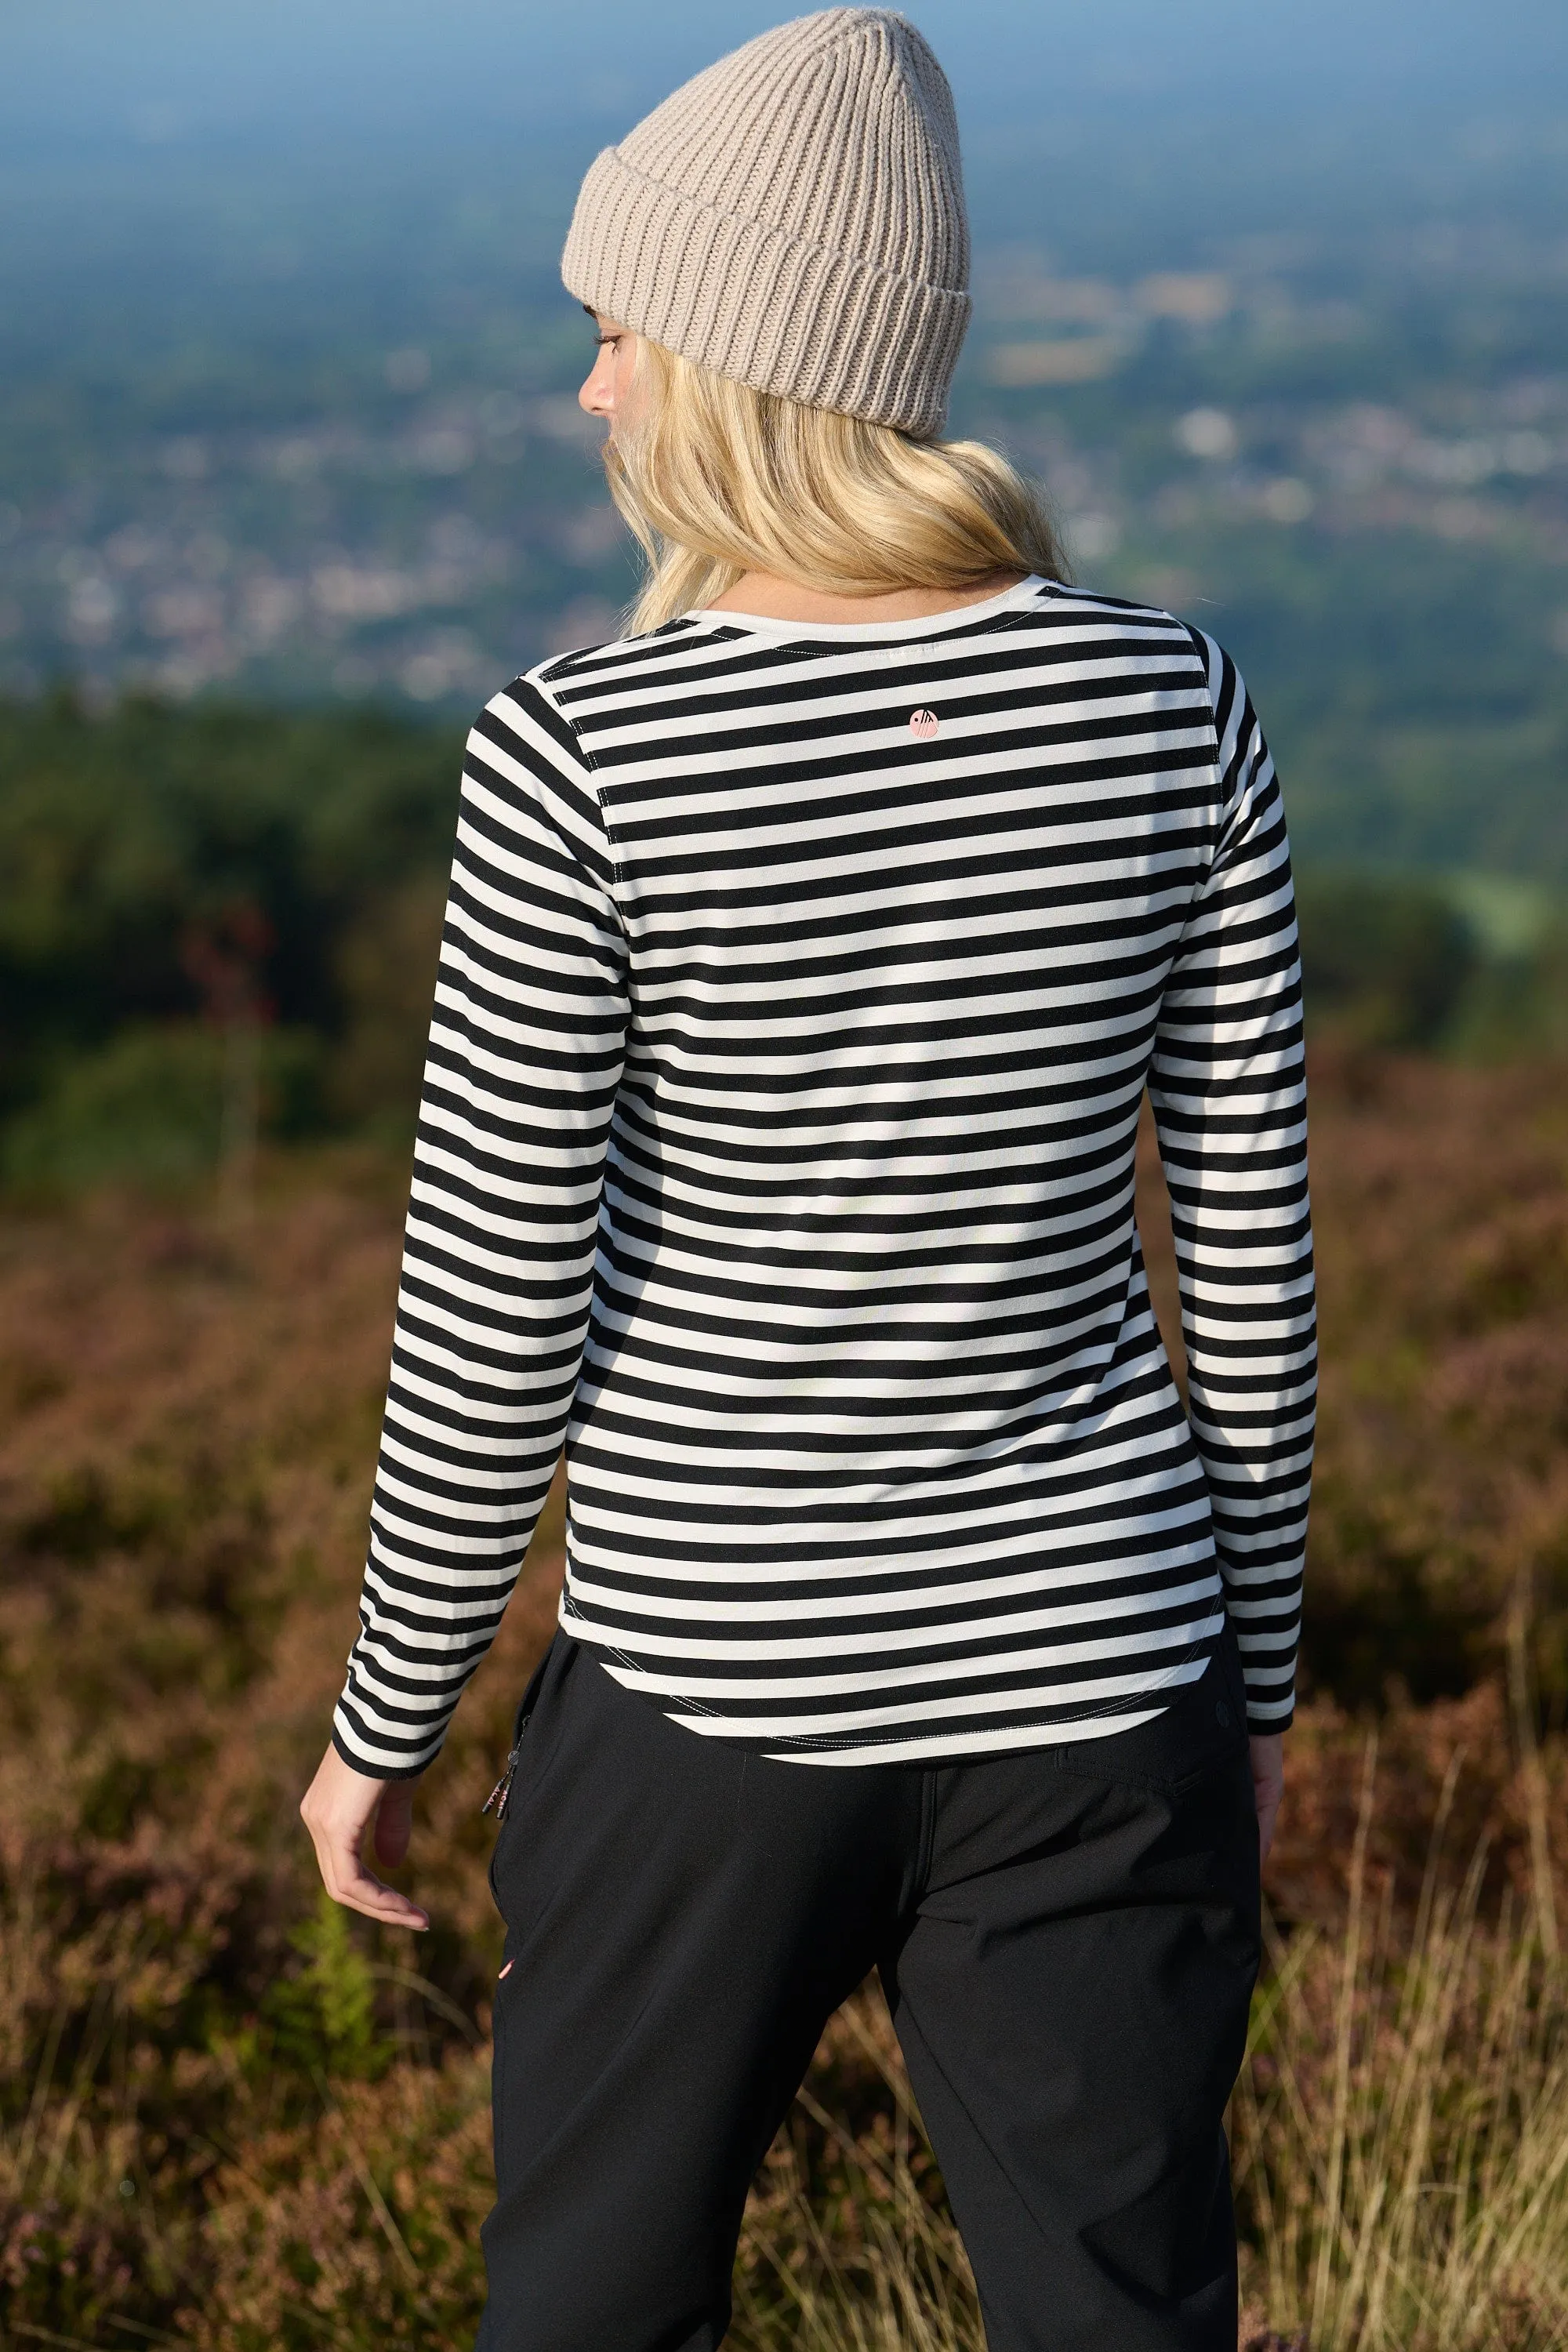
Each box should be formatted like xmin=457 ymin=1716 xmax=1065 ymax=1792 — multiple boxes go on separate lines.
xmin=330 ymin=1722 xmax=438 ymax=1782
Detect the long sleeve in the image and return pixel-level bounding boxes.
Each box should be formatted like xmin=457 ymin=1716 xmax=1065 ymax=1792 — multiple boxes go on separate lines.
xmin=1149 ymin=632 xmax=1316 ymax=1731
xmin=333 ymin=677 xmax=628 ymax=1777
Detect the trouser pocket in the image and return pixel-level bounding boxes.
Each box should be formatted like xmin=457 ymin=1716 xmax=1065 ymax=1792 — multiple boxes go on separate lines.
xmin=486 ymin=1635 xmax=562 ymax=1901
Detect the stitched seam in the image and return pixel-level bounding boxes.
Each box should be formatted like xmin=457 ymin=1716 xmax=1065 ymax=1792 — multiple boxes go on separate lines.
xmin=1181 ymin=622 xmax=1226 ymax=873
xmin=531 ymin=670 xmax=630 ymax=906
xmin=577 ymin=1630 xmax=1218 ymax=1754
xmin=1047 ymin=1735 xmax=1249 ymax=1803
xmin=890 ymin=2002 xmax=1058 ymax=2257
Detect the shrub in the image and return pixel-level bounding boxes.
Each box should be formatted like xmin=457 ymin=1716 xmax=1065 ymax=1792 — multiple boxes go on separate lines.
xmin=1295 ymin=872 xmax=1478 ymax=1050
xmin=1 ymin=1021 xmax=324 ymax=1195
xmin=3 ymin=1068 xmax=1567 ymax=2344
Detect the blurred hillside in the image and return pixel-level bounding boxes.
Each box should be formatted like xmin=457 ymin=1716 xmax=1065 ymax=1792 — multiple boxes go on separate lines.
xmin=0 ymin=694 xmax=456 ymax=1184
xmin=2 ymin=2 xmax=1567 ymax=895
xmin=2 ymin=691 xmax=1563 ymax=1196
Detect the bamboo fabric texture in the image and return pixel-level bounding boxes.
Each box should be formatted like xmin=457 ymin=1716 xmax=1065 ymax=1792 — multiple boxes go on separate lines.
xmin=333 ymin=578 xmax=1316 ymax=1778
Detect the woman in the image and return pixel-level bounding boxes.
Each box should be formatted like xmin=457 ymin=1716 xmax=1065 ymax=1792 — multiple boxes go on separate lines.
xmin=302 ymin=12 xmax=1314 ymax=2349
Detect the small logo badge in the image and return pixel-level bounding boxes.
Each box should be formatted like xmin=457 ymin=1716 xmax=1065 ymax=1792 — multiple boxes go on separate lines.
xmin=909 ymin=708 xmax=938 ymax=739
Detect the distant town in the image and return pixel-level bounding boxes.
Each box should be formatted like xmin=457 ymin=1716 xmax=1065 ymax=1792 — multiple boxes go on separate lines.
xmin=2 ymin=139 xmax=1566 ymax=893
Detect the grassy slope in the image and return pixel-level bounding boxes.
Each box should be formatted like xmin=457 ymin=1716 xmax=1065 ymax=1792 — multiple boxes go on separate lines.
xmin=2 ymin=1060 xmax=1567 ymax=2342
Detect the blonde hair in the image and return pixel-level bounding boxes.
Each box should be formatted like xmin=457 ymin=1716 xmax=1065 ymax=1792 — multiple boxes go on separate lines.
xmin=604 ymin=337 xmax=1068 ymax=635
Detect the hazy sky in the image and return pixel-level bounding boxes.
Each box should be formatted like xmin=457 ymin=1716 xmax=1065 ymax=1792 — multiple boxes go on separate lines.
xmin=4 ymin=0 xmax=1566 ymax=152
xmin=2 ymin=2 xmax=1565 ymax=307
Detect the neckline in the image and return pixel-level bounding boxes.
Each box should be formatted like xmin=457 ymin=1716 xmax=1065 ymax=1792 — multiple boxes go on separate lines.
xmin=688 ymin=573 xmax=1054 ymax=643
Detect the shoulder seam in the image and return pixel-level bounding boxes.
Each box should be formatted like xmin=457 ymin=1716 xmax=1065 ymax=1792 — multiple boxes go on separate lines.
xmin=1181 ymin=623 xmax=1221 ymax=750
xmin=535 ymin=614 xmax=711 ymax=688
xmin=1181 ymin=624 xmax=1227 ymax=869
xmin=518 ymin=666 xmax=627 ymax=899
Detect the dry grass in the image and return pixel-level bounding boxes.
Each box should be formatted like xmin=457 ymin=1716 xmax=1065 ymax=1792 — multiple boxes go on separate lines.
xmin=2 ymin=1056 xmax=1568 ymax=2344
xmin=731 ymin=1843 xmax=1568 ymax=2352
xmin=1235 ymin=1748 xmax=1568 ymax=2350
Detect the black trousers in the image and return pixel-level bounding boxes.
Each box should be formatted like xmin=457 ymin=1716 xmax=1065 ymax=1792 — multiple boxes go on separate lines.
xmin=477 ymin=1628 xmax=1261 ymax=2352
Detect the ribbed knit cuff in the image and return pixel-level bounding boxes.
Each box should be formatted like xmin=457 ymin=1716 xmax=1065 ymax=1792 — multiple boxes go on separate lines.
xmin=563 ymin=146 xmax=970 ymax=437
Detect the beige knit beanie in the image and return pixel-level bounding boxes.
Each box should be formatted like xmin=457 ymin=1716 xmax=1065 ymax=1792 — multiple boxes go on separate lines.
xmin=561 ymin=9 xmax=971 ymax=438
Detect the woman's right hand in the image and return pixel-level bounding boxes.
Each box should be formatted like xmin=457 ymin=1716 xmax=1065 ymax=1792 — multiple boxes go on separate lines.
xmin=1250 ymin=1733 xmax=1285 ymax=1867
xmin=299 ymin=1742 xmax=430 ymax=1930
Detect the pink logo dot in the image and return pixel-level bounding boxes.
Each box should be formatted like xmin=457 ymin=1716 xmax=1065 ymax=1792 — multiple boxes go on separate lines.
xmin=909 ymin=708 xmax=938 ymax=739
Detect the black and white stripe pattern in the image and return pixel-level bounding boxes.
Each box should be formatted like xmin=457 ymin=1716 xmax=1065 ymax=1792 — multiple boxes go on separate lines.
xmin=333 ymin=577 xmax=1315 ymax=1776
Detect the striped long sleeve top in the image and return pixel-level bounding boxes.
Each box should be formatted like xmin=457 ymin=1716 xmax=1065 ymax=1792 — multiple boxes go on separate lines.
xmin=332 ymin=575 xmax=1316 ymax=1777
